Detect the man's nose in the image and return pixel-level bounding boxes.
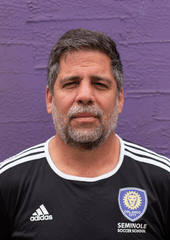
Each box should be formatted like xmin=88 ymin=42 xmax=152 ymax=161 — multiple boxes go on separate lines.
xmin=75 ymin=81 xmax=95 ymax=105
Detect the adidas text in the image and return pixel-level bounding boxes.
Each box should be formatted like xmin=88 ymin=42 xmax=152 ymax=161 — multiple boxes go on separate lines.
xmin=30 ymin=215 xmax=53 ymax=221
xmin=30 ymin=204 xmax=53 ymax=222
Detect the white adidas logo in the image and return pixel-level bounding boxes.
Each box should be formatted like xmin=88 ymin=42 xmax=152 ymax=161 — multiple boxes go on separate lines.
xmin=30 ymin=204 xmax=53 ymax=221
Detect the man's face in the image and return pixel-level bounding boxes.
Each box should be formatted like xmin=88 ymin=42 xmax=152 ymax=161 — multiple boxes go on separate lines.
xmin=46 ymin=50 xmax=124 ymax=150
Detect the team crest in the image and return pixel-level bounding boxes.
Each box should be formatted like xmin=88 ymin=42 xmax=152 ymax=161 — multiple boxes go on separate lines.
xmin=118 ymin=187 xmax=148 ymax=222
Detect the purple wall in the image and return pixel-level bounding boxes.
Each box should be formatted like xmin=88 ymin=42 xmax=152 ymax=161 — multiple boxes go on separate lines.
xmin=1 ymin=0 xmax=170 ymax=161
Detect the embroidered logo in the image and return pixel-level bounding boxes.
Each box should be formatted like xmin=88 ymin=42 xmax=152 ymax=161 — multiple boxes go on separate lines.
xmin=30 ymin=204 xmax=53 ymax=221
xmin=118 ymin=188 xmax=148 ymax=222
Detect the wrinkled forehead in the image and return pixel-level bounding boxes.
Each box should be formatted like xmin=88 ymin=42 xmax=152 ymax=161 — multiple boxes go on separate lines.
xmin=60 ymin=49 xmax=111 ymax=63
xmin=57 ymin=50 xmax=114 ymax=82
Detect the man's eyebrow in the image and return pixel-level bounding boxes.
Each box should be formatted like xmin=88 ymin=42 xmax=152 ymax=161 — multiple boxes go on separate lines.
xmin=91 ymin=76 xmax=112 ymax=86
xmin=59 ymin=75 xmax=113 ymax=87
xmin=59 ymin=76 xmax=80 ymax=86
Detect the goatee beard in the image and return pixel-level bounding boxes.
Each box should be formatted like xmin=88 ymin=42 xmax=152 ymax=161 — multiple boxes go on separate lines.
xmin=51 ymin=100 xmax=119 ymax=151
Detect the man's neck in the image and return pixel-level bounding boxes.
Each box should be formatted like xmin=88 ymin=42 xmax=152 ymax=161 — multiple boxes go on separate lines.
xmin=48 ymin=133 xmax=121 ymax=178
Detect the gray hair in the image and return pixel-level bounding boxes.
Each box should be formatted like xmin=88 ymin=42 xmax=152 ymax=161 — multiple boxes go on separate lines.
xmin=47 ymin=28 xmax=124 ymax=94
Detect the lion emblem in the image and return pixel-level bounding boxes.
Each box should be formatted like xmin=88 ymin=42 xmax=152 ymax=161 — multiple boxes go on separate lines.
xmin=123 ymin=191 xmax=142 ymax=210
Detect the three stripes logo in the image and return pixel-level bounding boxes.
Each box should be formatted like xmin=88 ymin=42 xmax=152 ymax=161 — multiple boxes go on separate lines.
xmin=30 ymin=204 xmax=53 ymax=222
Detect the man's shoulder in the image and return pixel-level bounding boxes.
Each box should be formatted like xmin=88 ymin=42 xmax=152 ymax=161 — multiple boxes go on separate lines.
xmin=122 ymin=138 xmax=170 ymax=173
xmin=0 ymin=141 xmax=47 ymax=175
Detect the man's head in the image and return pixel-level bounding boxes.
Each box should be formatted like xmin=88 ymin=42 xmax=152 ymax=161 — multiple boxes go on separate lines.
xmin=46 ymin=29 xmax=124 ymax=150
xmin=47 ymin=28 xmax=123 ymax=95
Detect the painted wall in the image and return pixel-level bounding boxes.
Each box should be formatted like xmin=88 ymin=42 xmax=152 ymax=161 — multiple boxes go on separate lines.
xmin=1 ymin=0 xmax=170 ymax=161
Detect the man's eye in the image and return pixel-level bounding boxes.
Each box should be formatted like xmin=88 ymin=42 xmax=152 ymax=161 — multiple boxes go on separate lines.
xmin=63 ymin=82 xmax=77 ymax=88
xmin=94 ymin=82 xmax=108 ymax=90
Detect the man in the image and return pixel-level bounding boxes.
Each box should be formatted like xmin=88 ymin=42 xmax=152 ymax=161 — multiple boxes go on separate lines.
xmin=0 ymin=28 xmax=170 ymax=239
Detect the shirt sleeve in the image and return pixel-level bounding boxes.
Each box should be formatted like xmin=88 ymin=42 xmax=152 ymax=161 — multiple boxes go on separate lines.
xmin=165 ymin=195 xmax=170 ymax=240
xmin=0 ymin=187 xmax=11 ymax=240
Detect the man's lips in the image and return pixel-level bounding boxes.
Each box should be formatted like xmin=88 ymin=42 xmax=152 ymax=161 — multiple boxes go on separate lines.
xmin=70 ymin=113 xmax=99 ymax=123
xmin=72 ymin=113 xmax=98 ymax=118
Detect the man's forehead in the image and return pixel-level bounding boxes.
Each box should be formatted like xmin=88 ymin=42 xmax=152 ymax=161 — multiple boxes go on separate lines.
xmin=58 ymin=50 xmax=112 ymax=76
xmin=55 ymin=50 xmax=116 ymax=88
xmin=57 ymin=51 xmax=113 ymax=78
xmin=60 ymin=49 xmax=111 ymax=62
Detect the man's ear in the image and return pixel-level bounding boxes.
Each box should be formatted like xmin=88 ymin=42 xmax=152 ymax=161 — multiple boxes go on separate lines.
xmin=46 ymin=86 xmax=53 ymax=114
xmin=118 ymin=88 xmax=124 ymax=114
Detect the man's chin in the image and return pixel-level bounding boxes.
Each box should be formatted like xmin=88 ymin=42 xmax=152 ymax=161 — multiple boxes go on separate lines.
xmin=68 ymin=126 xmax=103 ymax=141
xmin=63 ymin=128 xmax=107 ymax=151
xmin=66 ymin=137 xmax=104 ymax=151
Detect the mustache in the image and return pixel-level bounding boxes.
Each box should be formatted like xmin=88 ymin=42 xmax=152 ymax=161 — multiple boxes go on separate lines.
xmin=67 ymin=105 xmax=103 ymax=119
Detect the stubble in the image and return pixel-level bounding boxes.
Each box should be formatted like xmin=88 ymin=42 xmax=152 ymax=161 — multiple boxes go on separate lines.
xmin=51 ymin=99 xmax=119 ymax=150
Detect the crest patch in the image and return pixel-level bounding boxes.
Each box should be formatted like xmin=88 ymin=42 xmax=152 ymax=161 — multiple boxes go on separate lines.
xmin=118 ymin=187 xmax=148 ymax=222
